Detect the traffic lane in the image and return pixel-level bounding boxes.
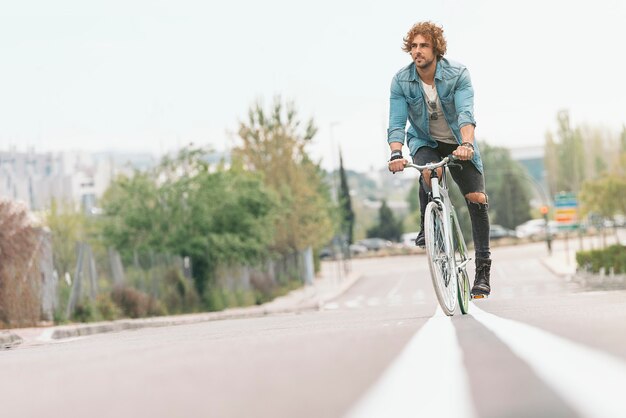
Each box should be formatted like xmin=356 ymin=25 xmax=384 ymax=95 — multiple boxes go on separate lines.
xmin=0 ymin=306 xmax=426 ymax=418
xmin=473 ymin=244 xmax=626 ymax=360
xmin=473 ymin=291 xmax=626 ymax=360
xmin=329 ymin=253 xmax=442 ymax=313
xmin=454 ymin=314 xmax=579 ymax=418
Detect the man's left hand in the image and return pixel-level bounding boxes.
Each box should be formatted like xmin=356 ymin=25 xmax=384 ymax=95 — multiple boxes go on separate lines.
xmin=453 ymin=144 xmax=474 ymax=160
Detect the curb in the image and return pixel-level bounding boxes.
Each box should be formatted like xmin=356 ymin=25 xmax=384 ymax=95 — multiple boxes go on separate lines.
xmin=316 ymin=271 xmax=362 ymax=307
xmin=540 ymin=256 xmax=576 ymax=278
xmin=0 ymin=331 xmax=23 ymax=349
xmin=32 ymin=272 xmax=364 ymax=342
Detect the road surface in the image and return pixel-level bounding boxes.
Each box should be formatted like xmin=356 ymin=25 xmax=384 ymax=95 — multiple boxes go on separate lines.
xmin=1 ymin=241 xmax=625 ymax=418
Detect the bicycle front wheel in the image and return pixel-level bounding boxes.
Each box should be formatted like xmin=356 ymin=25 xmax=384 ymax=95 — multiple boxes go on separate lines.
xmin=424 ymin=201 xmax=457 ymax=315
xmin=451 ymin=208 xmax=470 ymax=314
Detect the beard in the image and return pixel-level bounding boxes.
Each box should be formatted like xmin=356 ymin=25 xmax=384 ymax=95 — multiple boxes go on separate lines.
xmin=415 ymin=55 xmax=435 ymax=70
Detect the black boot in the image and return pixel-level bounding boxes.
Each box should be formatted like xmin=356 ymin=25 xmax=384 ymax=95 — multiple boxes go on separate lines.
xmin=471 ymin=258 xmax=491 ymax=297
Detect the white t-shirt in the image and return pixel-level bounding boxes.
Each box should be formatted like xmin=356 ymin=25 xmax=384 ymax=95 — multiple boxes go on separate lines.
xmin=421 ymin=80 xmax=457 ymax=144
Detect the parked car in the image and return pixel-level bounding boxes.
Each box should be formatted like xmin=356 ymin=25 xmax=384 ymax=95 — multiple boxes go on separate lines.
xmin=515 ymin=219 xmax=557 ymax=239
xmin=489 ymin=224 xmax=517 ymax=240
xmin=349 ymin=243 xmax=369 ymax=256
xmin=401 ymin=231 xmax=420 ymax=247
xmin=356 ymin=238 xmax=393 ymax=251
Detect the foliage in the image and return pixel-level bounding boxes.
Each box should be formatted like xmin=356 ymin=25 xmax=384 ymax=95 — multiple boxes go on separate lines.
xmin=579 ymin=174 xmax=626 ymax=218
xmin=338 ymin=150 xmax=355 ymax=244
xmin=235 ymin=97 xmax=335 ymax=253
xmin=99 ymin=146 xmax=279 ymax=297
xmin=576 ymin=245 xmax=626 ymax=274
xmin=480 ymin=143 xmax=533 ymax=229
xmin=95 ymin=293 xmax=123 ymax=321
xmin=544 ymin=110 xmax=586 ymax=195
xmin=367 ymin=200 xmax=404 ymax=241
xmin=44 ymin=200 xmax=87 ymax=278
xmin=544 ymin=111 xmax=624 ymax=198
xmin=162 ymin=268 xmax=200 ymax=314
xmin=111 ymin=287 xmax=166 ymax=318
xmin=0 ymin=199 xmax=41 ymax=328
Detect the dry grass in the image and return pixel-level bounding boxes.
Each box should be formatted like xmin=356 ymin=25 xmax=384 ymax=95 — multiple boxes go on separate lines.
xmin=0 ymin=199 xmax=41 ymax=328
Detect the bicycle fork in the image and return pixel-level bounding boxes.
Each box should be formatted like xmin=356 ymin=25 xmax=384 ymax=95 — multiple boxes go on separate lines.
xmin=430 ymin=177 xmax=458 ymax=287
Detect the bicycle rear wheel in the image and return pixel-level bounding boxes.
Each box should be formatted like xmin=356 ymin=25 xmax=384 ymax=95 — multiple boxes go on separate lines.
xmin=424 ymin=201 xmax=457 ymax=315
xmin=451 ymin=209 xmax=470 ymax=314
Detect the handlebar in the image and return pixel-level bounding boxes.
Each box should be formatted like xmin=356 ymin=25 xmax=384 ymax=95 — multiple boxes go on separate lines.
xmin=403 ymin=154 xmax=460 ymax=172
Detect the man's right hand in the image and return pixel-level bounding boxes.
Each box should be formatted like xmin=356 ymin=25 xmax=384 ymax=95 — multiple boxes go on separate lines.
xmin=388 ymin=158 xmax=408 ymax=173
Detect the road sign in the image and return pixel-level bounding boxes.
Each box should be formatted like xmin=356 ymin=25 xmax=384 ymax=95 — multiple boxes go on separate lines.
xmin=554 ymin=192 xmax=578 ymax=229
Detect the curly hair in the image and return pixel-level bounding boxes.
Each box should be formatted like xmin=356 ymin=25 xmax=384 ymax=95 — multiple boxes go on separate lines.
xmin=402 ymin=21 xmax=447 ymax=60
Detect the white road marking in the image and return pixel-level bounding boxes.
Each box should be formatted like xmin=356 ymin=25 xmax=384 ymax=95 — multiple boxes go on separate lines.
xmin=345 ymin=300 xmax=361 ymax=309
xmin=323 ymin=302 xmax=339 ymax=310
xmin=471 ymin=303 xmax=626 ymax=418
xmin=388 ymin=295 xmax=402 ymax=306
xmin=386 ymin=276 xmax=406 ymax=299
xmin=366 ymin=297 xmax=380 ymax=307
xmin=345 ymin=307 xmax=476 ymax=418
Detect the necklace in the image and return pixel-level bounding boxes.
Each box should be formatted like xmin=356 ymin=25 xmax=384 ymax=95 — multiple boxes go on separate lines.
xmin=422 ymin=81 xmax=437 ymax=103
xmin=421 ymin=81 xmax=438 ymax=119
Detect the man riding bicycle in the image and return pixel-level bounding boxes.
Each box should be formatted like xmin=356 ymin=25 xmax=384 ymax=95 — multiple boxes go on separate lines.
xmin=387 ymin=21 xmax=492 ymax=298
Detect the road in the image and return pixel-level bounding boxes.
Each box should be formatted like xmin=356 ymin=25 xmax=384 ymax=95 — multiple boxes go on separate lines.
xmin=1 ymin=241 xmax=626 ymax=418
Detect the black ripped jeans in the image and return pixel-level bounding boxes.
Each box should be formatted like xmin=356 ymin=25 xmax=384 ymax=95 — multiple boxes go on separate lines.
xmin=414 ymin=142 xmax=491 ymax=260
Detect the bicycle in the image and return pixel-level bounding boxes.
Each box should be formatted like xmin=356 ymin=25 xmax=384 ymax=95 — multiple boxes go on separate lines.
xmin=404 ymin=155 xmax=471 ymax=316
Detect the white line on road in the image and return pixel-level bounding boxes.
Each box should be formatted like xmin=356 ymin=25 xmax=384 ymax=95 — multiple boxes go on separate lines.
xmin=470 ymin=303 xmax=626 ymax=418
xmin=345 ymin=307 xmax=476 ymax=418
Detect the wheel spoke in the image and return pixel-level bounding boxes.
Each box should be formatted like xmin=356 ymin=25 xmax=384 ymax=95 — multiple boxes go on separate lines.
xmin=425 ymin=202 xmax=457 ymax=315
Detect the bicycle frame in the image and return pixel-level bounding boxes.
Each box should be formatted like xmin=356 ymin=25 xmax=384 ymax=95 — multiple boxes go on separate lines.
xmin=404 ymin=155 xmax=472 ymax=314
xmin=426 ymin=166 xmax=458 ymax=285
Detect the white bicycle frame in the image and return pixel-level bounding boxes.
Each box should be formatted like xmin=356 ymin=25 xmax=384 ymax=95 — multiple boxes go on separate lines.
xmin=406 ymin=157 xmax=471 ymax=279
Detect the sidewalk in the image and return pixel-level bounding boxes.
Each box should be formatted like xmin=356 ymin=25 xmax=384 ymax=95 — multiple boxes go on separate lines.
xmin=541 ymin=230 xmax=625 ymax=278
xmin=0 ymin=264 xmax=362 ymax=349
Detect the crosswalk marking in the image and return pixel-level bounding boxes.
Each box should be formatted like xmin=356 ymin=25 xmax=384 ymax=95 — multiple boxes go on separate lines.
xmin=322 ymin=290 xmax=427 ymax=310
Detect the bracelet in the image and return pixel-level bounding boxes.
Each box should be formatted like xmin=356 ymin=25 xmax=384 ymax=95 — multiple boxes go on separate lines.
xmin=461 ymin=142 xmax=474 ymax=150
xmin=390 ymin=150 xmax=403 ymax=161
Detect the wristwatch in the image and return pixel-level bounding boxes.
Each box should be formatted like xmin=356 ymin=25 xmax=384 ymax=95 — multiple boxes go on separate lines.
xmin=390 ymin=150 xmax=403 ymax=161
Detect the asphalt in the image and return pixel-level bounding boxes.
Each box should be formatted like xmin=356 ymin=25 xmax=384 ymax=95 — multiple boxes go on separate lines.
xmin=1 ymin=234 xmax=615 ymax=349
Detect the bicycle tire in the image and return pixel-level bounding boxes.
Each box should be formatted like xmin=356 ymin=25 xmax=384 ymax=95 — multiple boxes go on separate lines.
xmin=451 ymin=209 xmax=470 ymax=314
xmin=424 ymin=201 xmax=457 ymax=315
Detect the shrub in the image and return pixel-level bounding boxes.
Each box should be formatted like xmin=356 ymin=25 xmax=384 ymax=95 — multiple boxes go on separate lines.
xmin=111 ymin=286 xmax=166 ymax=318
xmin=162 ymin=268 xmax=200 ymax=314
xmin=95 ymin=293 xmax=123 ymax=321
xmin=0 ymin=200 xmax=41 ymax=328
xmin=72 ymin=303 xmax=96 ymax=323
xmin=576 ymin=245 xmax=626 ymax=274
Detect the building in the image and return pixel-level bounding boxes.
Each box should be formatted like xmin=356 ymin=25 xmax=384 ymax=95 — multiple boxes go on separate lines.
xmin=0 ymin=148 xmax=157 ymax=212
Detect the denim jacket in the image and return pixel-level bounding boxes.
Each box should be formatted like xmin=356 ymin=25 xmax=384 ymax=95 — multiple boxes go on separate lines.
xmin=387 ymin=58 xmax=483 ymax=172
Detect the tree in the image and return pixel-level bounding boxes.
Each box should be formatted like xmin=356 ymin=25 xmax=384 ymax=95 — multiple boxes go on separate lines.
xmin=580 ymin=175 xmax=626 ymax=218
xmin=367 ymin=200 xmax=403 ymax=241
xmin=99 ymin=146 xmax=279 ymax=296
xmin=338 ymin=150 xmax=355 ymax=244
xmin=45 ymin=200 xmax=87 ymax=278
xmin=235 ymin=97 xmax=334 ymax=253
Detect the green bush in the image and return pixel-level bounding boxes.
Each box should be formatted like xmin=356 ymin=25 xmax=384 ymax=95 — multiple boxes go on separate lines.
xmin=95 ymin=293 xmax=122 ymax=321
xmin=576 ymin=245 xmax=626 ymax=274
xmin=162 ymin=268 xmax=200 ymax=314
xmin=72 ymin=303 xmax=96 ymax=322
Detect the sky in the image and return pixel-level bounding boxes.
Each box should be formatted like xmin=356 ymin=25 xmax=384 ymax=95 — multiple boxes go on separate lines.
xmin=1 ymin=0 xmax=625 ymax=172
